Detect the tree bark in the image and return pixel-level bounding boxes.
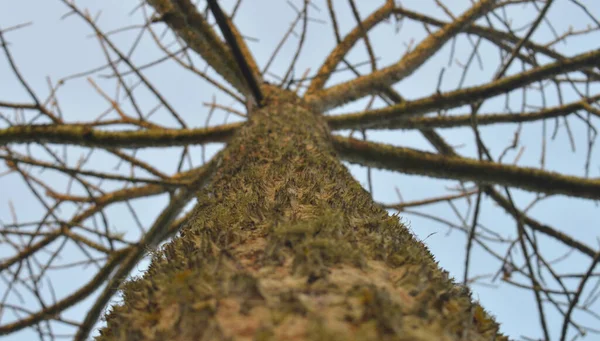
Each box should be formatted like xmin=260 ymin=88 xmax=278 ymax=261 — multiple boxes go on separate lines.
xmin=97 ymin=85 xmax=507 ymax=341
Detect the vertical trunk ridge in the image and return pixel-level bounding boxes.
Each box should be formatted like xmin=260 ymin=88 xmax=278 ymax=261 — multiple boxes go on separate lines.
xmin=97 ymin=85 xmax=506 ymax=341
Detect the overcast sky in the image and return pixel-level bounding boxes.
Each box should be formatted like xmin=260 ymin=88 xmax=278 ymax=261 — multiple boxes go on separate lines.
xmin=1 ymin=1 xmax=599 ymax=340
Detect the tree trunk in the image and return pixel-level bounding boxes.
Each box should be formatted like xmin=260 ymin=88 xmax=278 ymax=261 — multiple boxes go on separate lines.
xmin=97 ymin=85 xmax=507 ymax=341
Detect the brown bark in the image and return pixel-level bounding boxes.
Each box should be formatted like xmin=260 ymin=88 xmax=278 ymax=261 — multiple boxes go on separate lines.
xmin=96 ymin=85 xmax=506 ymax=341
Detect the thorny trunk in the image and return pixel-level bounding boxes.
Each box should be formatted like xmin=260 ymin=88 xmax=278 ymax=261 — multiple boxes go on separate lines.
xmin=97 ymin=85 xmax=507 ymax=341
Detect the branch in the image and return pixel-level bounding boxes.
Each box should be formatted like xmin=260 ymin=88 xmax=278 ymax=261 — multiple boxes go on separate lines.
xmin=0 ymin=202 xmax=201 ymax=336
xmin=0 ymin=122 xmax=240 ymax=148
xmin=392 ymin=6 xmax=600 ymax=81
xmin=379 ymin=189 xmax=479 ymax=211
xmin=306 ymin=0 xmax=498 ymax=111
xmin=146 ymin=0 xmax=251 ymax=96
xmin=63 ymin=0 xmax=187 ymax=127
xmin=305 ymin=1 xmax=394 ymax=93
xmin=328 ymin=94 xmax=600 ymax=131
xmin=325 ymin=49 xmax=600 ymax=130
xmin=332 ymin=136 xmax=600 ymax=200
xmin=484 ymin=188 xmax=596 ymax=258
xmin=1 ymin=153 xmax=188 ymax=186
xmin=0 ymin=165 xmax=209 ymax=272
xmin=0 ymin=249 xmax=128 ymax=335
xmin=559 ymin=251 xmax=600 ymax=340
xmin=206 ymin=0 xmax=263 ymax=106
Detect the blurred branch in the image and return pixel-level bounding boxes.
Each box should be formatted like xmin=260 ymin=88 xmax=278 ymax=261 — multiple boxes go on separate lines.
xmin=146 ymin=0 xmax=251 ymax=96
xmin=206 ymin=0 xmax=263 ymax=106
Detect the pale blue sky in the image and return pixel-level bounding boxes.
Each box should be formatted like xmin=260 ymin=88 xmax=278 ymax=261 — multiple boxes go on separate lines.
xmin=1 ymin=1 xmax=599 ymax=340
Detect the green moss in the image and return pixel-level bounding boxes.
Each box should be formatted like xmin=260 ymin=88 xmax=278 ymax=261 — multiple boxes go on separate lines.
xmin=346 ymin=285 xmax=404 ymax=335
xmin=264 ymin=209 xmax=365 ymax=277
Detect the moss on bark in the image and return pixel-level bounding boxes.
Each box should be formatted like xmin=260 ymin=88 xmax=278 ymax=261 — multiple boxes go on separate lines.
xmin=97 ymin=84 xmax=507 ymax=341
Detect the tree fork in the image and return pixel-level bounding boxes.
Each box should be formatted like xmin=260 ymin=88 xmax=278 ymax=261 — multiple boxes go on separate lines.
xmin=96 ymin=85 xmax=506 ymax=341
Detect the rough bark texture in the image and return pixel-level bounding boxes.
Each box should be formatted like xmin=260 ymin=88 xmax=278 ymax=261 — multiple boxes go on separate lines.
xmin=97 ymin=85 xmax=507 ymax=341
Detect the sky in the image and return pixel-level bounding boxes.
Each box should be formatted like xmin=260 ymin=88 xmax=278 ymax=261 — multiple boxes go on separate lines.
xmin=0 ymin=1 xmax=599 ymax=340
